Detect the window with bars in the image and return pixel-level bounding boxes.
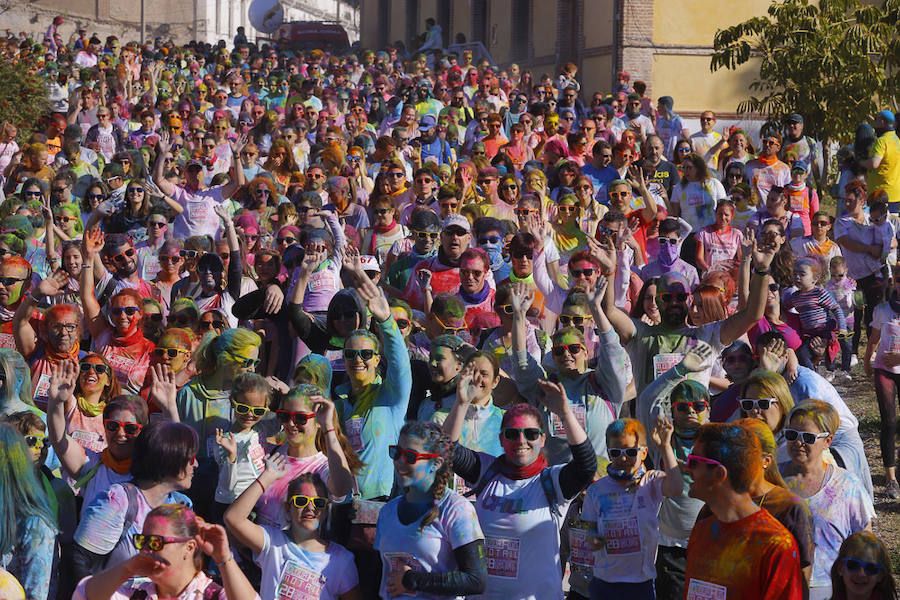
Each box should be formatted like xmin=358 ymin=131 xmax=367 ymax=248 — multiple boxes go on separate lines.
xmin=511 ymin=0 xmax=531 ymax=61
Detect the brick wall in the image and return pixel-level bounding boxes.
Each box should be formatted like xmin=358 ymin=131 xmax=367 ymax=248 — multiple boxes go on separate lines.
xmin=618 ymin=0 xmax=654 ymax=95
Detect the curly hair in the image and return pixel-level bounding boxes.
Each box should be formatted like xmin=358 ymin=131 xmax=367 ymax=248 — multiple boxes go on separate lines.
xmin=399 ymin=421 xmax=454 ymax=532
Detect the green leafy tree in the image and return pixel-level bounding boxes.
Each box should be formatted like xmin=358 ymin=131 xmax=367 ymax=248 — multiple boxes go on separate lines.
xmin=0 ymin=53 xmax=49 ymax=139
xmin=710 ymin=0 xmax=900 ymax=186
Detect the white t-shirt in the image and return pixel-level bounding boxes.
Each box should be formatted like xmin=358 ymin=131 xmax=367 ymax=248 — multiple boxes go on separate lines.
xmin=671 ymin=178 xmax=727 ymax=232
xmin=834 ymin=215 xmax=883 ymax=280
xmin=581 ymin=470 xmax=665 ymax=583
xmin=73 ymin=450 xmax=132 ymax=518
xmin=256 ymin=526 xmax=358 ymax=600
xmin=213 ymin=429 xmax=269 ymax=503
xmin=872 ymin=302 xmax=900 ymax=373
xmin=689 ymin=131 xmax=724 ymax=170
xmin=470 ymin=453 xmax=573 ymax=600
xmin=375 ymin=490 xmax=484 ymax=600
xmin=170 ymin=184 xmax=227 ymax=240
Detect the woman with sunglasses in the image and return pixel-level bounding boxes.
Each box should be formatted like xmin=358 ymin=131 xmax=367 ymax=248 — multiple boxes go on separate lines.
xmin=374 ymin=421 xmax=486 ymax=598
xmin=782 ymin=400 xmax=874 ymax=600
xmin=737 ymin=368 xmax=795 ymax=463
xmin=830 ymin=531 xmax=897 ymax=600
xmin=140 ymin=328 xmax=195 ymax=405
xmin=198 ymin=310 xmax=228 ymax=336
xmin=76 ymin=505 xmax=259 ymax=600
xmin=447 ymin=376 xmax=595 ymax=599
xmin=79 ymin=181 xmax=108 ymax=231
xmin=58 ymin=353 xmax=122 ymax=454
xmin=227 ymin=464 xmax=359 ymax=600
xmin=242 ymin=383 xmax=359 ymax=531
xmin=669 ymin=152 xmax=727 ymax=233
xmin=46 ymin=360 xmax=148 ymax=514
xmin=50 ymin=203 xmax=83 ymax=242
xmin=0 ymin=423 xmax=56 ymax=600
xmin=72 ymin=418 xmax=198 ymax=580
xmin=175 ymin=327 xmax=261 ymax=519
xmin=512 ymin=281 xmax=628 ymax=464
xmin=362 ymin=195 xmax=408 ymax=266
xmin=103 ymin=179 xmax=151 ymax=243
xmin=551 ymin=194 xmax=588 ymax=268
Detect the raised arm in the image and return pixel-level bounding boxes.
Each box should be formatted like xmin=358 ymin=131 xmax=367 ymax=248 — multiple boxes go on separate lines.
xmin=152 ymin=132 xmax=177 ymax=197
xmin=650 ymin=416 xmax=683 ymax=497
xmin=224 ymin=454 xmax=287 ymax=555
xmin=628 ymin=164 xmax=657 ymax=224
xmin=79 ymin=229 xmax=109 ymax=340
xmin=311 ymin=395 xmax=355 ymax=498
xmin=591 ymin=235 xmax=636 ymax=345
xmin=720 ymin=230 xmax=779 ymax=346
xmin=220 ymin=135 xmax=248 ymax=199
xmin=443 ymin=363 xmax=477 ymax=444
xmin=46 ymin=360 xmax=87 ymax=478
xmin=194 ymin=521 xmax=261 ymax=600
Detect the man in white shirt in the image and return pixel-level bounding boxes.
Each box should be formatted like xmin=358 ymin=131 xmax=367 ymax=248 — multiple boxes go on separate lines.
xmin=690 ymin=111 xmax=726 ymax=171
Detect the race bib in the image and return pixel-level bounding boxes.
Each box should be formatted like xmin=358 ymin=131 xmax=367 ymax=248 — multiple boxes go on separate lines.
xmin=0 ymin=332 xmax=15 ymax=350
xmin=324 ymin=349 xmax=345 ymax=372
xmin=687 ymin=191 xmax=705 ymax=207
xmin=454 ymin=474 xmax=473 ymax=498
xmin=70 ymin=429 xmax=105 ymax=453
xmin=308 ymin=271 xmax=337 ymax=293
xmin=33 ymin=373 xmax=52 ymax=402
xmin=686 ymin=579 xmax=727 ymax=600
xmin=344 ymin=417 xmax=364 ymax=453
xmin=550 ymin=403 xmax=586 ymax=438
xmin=568 ymin=528 xmax=595 ymax=568
xmin=248 ymin=440 xmax=266 ymax=476
xmin=485 ymin=536 xmax=520 ymax=579
xmin=653 ymin=353 xmax=684 ymax=379
xmin=104 ymin=350 xmax=138 ymax=376
xmin=384 ymin=552 xmax=424 ymax=575
xmin=191 ymin=202 xmax=210 ymax=224
xmin=276 ymin=560 xmax=326 ymax=600
xmin=603 ymin=516 xmax=641 ymax=555
xmin=788 ymin=192 xmax=808 ymax=214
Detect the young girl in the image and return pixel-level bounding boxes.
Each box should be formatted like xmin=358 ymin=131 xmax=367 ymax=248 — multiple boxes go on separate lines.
xmin=253 ymin=384 xmax=359 ymax=530
xmin=374 ymin=422 xmax=486 ymax=599
xmin=694 ymin=200 xmax=742 ymax=275
xmin=225 ymin=467 xmax=360 ymax=600
xmin=728 ymin=182 xmax=756 ymax=232
xmin=784 ymin=160 xmax=819 ymax=236
xmin=826 ymin=256 xmax=856 ymax=380
xmin=830 ymin=531 xmax=897 ymax=600
xmin=581 ymin=418 xmax=682 ymax=599
xmin=784 ymin=257 xmax=848 ymax=370
xmin=783 ymin=400 xmax=874 ymax=600
xmin=790 ymin=212 xmax=842 ymax=265
xmin=211 ymin=373 xmax=274 ymax=522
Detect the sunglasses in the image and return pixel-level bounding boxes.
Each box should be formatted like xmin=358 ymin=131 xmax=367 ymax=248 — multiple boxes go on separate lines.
xmin=343 ymin=348 xmax=376 ymax=361
xmin=54 ymin=215 xmax=76 ymax=224
xmin=290 ymin=494 xmax=329 ymax=510
xmin=80 ymin=362 xmax=110 ymax=375
xmin=110 ymin=306 xmax=140 ymax=316
xmin=395 ymin=318 xmax=410 ymax=329
xmin=552 ymin=343 xmax=584 ymax=356
xmin=158 ymin=255 xmax=182 ymax=265
xmin=502 ymin=427 xmax=543 ymax=441
xmin=110 ymin=248 xmax=136 ymax=263
xmin=132 ymin=534 xmax=191 ymax=552
xmin=658 ymin=238 xmax=679 ymax=246
xmin=515 ymin=209 xmax=539 ymax=217
xmin=510 ymin=249 xmax=532 ymax=259
xmin=674 ymin=400 xmax=709 ymax=413
xmin=127 ymin=187 xmax=144 ymax=194
xmin=104 ymin=419 xmax=142 ymax=436
xmin=200 ymin=319 xmax=226 ymax=330
xmin=658 ymin=292 xmax=689 ymax=303
xmin=374 ymin=208 xmax=392 ymax=216
xmin=276 ymin=410 xmax=316 ymax=426
xmin=558 ymin=205 xmax=579 ymax=214
xmin=842 ymin=558 xmax=883 ymax=576
xmin=439 ymin=202 xmax=459 ymax=209
xmin=740 ymin=398 xmax=776 ymax=411
xmin=86 ymin=193 xmax=105 ymax=200
xmin=608 ymin=447 xmax=644 ymax=459
xmin=685 ymin=454 xmax=725 ymax=470
xmin=414 ymin=231 xmax=439 ymax=240
xmin=559 ymin=315 xmax=587 ymax=327
xmin=180 ymin=250 xmax=199 ymax=259
xmin=153 ymin=347 xmax=190 ymax=359
xmin=148 ymin=221 xmax=167 ymax=229
xmin=24 ymin=434 xmax=47 ymax=449
xmin=277 ymin=237 xmax=297 ymax=245
xmin=571 ymin=268 xmax=594 ymax=279
xmin=783 ymin=428 xmax=830 ymax=445
xmin=0 ymin=276 xmax=25 ymax=286
xmin=225 ymin=349 xmax=260 ymax=368
xmin=232 ymin=400 xmax=269 ymax=417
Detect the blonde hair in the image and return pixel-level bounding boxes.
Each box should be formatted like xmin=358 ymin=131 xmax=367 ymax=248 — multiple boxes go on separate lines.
xmin=738 ymin=418 xmax=788 ymax=488
xmin=741 ymin=369 xmax=795 ymax=431
xmin=788 ymin=399 xmax=840 ymax=435
xmin=194 ymin=328 xmax=261 ymax=374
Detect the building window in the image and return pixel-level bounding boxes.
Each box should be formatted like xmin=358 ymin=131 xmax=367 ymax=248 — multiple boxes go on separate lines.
xmin=406 ymin=0 xmax=419 ymax=49
xmin=438 ymin=0 xmax=451 ymax=47
xmin=378 ymin=0 xmax=389 ymax=48
xmin=511 ymin=0 xmax=530 ymax=61
xmin=472 ymin=0 xmax=488 ymax=43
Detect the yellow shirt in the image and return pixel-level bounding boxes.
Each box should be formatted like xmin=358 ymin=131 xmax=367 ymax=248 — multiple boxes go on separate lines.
xmin=869 ymin=131 xmax=900 ymax=203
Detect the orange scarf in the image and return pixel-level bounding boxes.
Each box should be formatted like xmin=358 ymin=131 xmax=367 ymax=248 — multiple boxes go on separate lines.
xmin=45 ymin=340 xmax=80 ymax=364
xmin=101 ymin=448 xmax=132 ymax=475
xmin=757 ymin=153 xmax=778 ymax=166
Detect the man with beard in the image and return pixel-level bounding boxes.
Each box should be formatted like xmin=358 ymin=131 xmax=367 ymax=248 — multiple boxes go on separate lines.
xmin=401 ymin=214 xmax=490 ymax=311
xmin=91 ymin=233 xmax=159 ymax=307
xmin=384 ymin=209 xmax=441 ymax=295
xmin=744 ymin=132 xmax=791 ymax=209
xmin=153 ymin=133 xmax=245 ymax=239
xmin=13 ymin=284 xmax=83 ymax=409
xmin=613 ymin=93 xmax=655 ymax=149
xmin=417 ymin=115 xmax=454 ymax=166
xmin=414 ymin=79 xmax=443 ymax=118
xmin=860 ymin=110 xmax=900 ymax=208
xmin=636 ymin=134 xmax=681 ymax=204
xmin=601 ymin=234 xmax=777 ymax=394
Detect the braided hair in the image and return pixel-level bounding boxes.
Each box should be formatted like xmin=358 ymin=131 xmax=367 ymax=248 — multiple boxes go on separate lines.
xmin=399 ymin=421 xmax=454 ymax=532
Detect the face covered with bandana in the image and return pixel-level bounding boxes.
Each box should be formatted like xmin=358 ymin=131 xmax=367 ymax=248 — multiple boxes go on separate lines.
xmin=477 ymin=228 xmax=507 ymax=273
xmin=657 ymin=232 xmax=680 ymax=269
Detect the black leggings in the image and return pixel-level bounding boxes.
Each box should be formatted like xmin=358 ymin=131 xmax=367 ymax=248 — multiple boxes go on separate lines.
xmin=853 ymin=273 xmax=886 ymax=354
xmin=874 ymin=368 xmax=900 ymax=469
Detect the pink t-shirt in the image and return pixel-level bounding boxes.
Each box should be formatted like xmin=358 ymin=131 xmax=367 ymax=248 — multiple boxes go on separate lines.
xmin=254 ymin=450 xmax=330 ymax=529
xmin=695 ymin=226 xmax=742 ymax=270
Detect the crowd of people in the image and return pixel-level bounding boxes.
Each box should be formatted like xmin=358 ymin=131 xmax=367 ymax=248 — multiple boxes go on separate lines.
xmin=0 ymin=13 xmax=898 ymax=600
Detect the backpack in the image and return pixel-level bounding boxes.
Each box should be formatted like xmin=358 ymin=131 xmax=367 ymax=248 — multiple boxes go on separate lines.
xmin=465 ymin=458 xmax=562 ymax=517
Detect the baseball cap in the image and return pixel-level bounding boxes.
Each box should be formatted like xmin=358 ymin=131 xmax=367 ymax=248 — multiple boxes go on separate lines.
xmin=360 ymin=255 xmax=380 ymax=273
xmin=791 ymin=159 xmax=809 ymax=173
xmin=442 ymin=214 xmax=471 ymax=233
xmin=786 ymin=113 xmax=803 ymax=124
xmin=877 ymin=110 xmax=896 ymax=125
xmin=419 ymin=114 xmax=437 ymax=131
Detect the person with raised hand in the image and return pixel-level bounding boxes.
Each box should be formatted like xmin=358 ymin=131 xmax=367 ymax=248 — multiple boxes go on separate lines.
xmin=447 ymin=376 xmax=596 ymax=599
xmin=375 ymin=421 xmax=487 ymax=599
xmin=438 ymin=353 xmax=505 ymax=457
xmin=511 ymin=278 xmax=629 ymax=464
xmin=600 ymin=218 xmax=779 ymax=395
xmin=225 ymin=455 xmax=359 ymax=600
xmin=76 ymin=504 xmax=260 ymax=600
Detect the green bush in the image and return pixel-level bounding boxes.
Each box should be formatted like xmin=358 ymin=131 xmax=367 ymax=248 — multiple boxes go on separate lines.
xmin=0 ymin=57 xmax=50 ymax=139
